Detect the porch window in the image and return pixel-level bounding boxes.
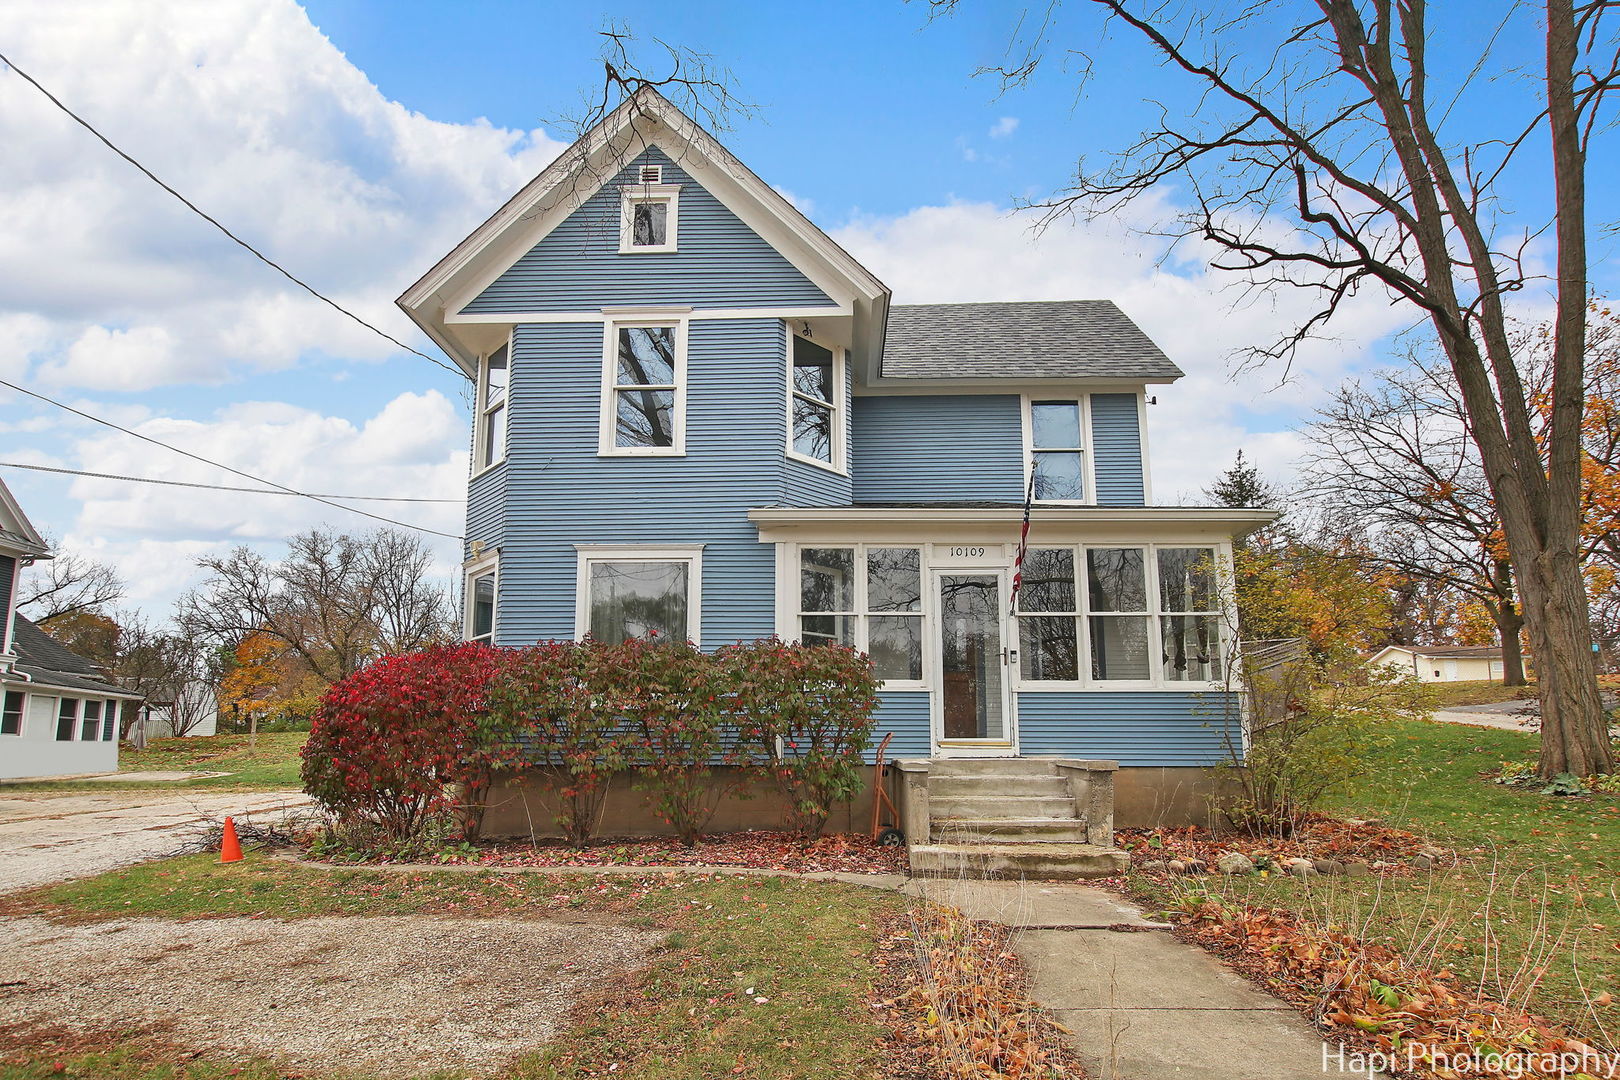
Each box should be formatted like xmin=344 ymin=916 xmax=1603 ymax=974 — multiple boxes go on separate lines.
xmin=2 ymin=691 xmax=22 ymax=735
xmin=1029 ymin=399 xmax=1085 ymax=502
xmin=789 ymin=334 xmax=842 ymax=469
xmin=1086 ymin=548 xmax=1152 ymax=680
xmin=619 ymin=185 xmax=680 ymax=253
xmin=55 ymin=697 xmax=77 ymax=741
xmin=475 ymin=342 xmax=508 ymax=471
xmin=799 ymin=547 xmax=855 ymax=647
xmin=579 ymin=547 xmax=701 ymax=645
xmin=1158 ymin=547 xmax=1224 ymax=681
xmin=81 ymin=699 xmax=102 ymax=742
xmin=1018 ymin=548 xmax=1080 ymax=681
xmin=797 ymin=546 xmax=924 ymax=681
xmin=606 ymin=324 xmax=684 ymax=454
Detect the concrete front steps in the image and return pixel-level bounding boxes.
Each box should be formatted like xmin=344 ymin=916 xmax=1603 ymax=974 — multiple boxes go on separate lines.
xmin=898 ymin=757 xmax=1129 ymax=881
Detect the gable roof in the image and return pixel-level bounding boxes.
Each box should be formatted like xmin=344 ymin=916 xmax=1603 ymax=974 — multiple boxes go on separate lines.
xmin=398 ymin=87 xmax=890 ymax=376
xmin=879 ymin=301 xmax=1183 ymax=382
xmin=8 ymin=614 xmax=134 ymax=697
xmin=1374 ymin=644 xmax=1504 ymax=660
xmin=0 ymin=477 xmax=48 ymax=558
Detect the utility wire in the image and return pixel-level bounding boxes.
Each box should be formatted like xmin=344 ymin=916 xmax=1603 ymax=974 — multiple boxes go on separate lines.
xmin=0 ymin=378 xmax=463 ymax=541
xmin=0 ymin=461 xmax=464 ymax=504
xmin=0 ymin=49 xmax=470 ymax=383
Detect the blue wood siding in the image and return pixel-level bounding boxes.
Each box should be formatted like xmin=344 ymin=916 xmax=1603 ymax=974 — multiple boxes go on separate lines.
xmin=465 ymin=462 xmax=506 ymax=554
xmin=1015 ymin=691 xmax=1240 ymax=765
xmin=1090 ymin=393 xmax=1146 ymax=505
xmin=464 ymin=148 xmax=834 ymax=314
xmin=850 ymin=395 xmax=1024 ymax=503
xmin=872 ymin=690 xmax=931 ymax=760
xmin=493 ymin=318 xmax=787 ymax=646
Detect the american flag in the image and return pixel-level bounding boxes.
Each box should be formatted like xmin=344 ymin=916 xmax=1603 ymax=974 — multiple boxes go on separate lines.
xmin=1010 ymin=460 xmax=1037 ymax=616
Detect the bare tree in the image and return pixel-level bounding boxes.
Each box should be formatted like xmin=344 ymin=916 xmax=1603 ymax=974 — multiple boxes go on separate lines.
xmin=181 ymin=528 xmax=456 ymax=687
xmin=1301 ymin=360 xmax=1528 ymax=684
xmin=16 ymin=544 xmax=124 ymax=625
xmin=115 ymin=616 xmax=223 ymax=738
xmin=942 ymin=0 xmax=1616 ymax=776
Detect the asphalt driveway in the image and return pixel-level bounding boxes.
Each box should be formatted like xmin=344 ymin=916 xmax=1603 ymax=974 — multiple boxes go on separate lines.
xmin=0 ymin=789 xmax=310 ymax=894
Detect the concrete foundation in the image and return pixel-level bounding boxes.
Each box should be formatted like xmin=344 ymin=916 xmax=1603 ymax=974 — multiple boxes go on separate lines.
xmin=1112 ymin=766 xmax=1240 ymax=830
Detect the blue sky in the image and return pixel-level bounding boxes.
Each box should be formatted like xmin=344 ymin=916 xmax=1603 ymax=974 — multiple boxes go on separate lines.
xmin=1 ymin=0 xmax=1611 ymax=622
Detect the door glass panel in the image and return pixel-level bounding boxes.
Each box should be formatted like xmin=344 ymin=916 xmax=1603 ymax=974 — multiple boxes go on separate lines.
xmin=939 ymin=574 xmax=1006 ymax=741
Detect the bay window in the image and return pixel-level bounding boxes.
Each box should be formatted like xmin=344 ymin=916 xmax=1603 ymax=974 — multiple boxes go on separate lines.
xmin=578 ymin=547 xmax=701 ymax=645
xmin=475 ymin=342 xmax=508 ymax=472
xmin=604 ymin=322 xmax=684 ymax=454
xmin=788 ymin=333 xmax=843 ymax=470
xmin=465 ymin=555 xmax=497 ymax=645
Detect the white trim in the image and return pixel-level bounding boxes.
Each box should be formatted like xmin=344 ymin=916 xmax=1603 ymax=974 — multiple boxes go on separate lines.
xmin=786 ymin=542 xmax=929 ymax=691
xmin=445 ymin=304 xmax=851 ymax=325
xmin=784 ymin=325 xmax=848 ymax=475
xmin=575 ymin=544 xmax=704 ymax=646
xmin=618 ymin=183 xmax=681 ymax=254
xmin=1022 ymin=393 xmax=1094 ymax=507
xmin=599 ymin=315 xmax=688 ymax=457
xmin=463 ymin=550 xmax=500 ymax=643
xmin=1136 ymin=390 xmax=1155 ymax=504
xmin=472 ymin=335 xmax=511 ymax=474
xmin=928 ymin=566 xmax=1018 ymax=757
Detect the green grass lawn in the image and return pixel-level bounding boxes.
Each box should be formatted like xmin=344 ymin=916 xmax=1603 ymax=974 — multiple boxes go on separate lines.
xmin=0 ymin=856 xmax=907 ymax=1080
xmin=1421 ymin=678 xmax=1540 ymax=709
xmin=1 ymin=732 xmax=308 ymax=793
xmin=1133 ymin=716 xmax=1620 ymax=1038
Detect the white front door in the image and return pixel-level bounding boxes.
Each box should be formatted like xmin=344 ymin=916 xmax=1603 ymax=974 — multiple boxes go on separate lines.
xmin=931 ymin=569 xmax=1016 ymax=756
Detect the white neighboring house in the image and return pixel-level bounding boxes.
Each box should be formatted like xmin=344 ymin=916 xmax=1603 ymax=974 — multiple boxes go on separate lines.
xmin=141 ymin=681 xmax=219 ymax=739
xmin=1369 ymin=644 xmax=1507 ymax=683
xmin=0 ymin=480 xmax=143 ymax=780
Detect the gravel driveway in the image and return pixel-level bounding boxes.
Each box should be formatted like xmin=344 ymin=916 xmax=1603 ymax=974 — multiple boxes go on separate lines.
xmin=1 ymin=913 xmax=664 ymax=1074
xmin=0 ymin=790 xmax=311 ymax=894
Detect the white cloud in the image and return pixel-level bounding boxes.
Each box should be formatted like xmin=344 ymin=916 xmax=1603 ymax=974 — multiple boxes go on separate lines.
xmin=832 ymin=199 xmax=1413 ymax=500
xmin=0 ymin=1 xmax=569 ymax=393
xmin=989 ymin=116 xmax=1020 ymax=139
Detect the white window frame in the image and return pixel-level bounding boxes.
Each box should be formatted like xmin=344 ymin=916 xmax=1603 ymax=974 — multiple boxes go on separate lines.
xmin=1021 ymin=394 xmax=1094 ymax=506
xmin=1014 ymin=542 xmax=1233 ymax=691
xmin=463 ymin=550 xmax=499 ymax=644
xmin=55 ymin=696 xmax=79 ymax=742
xmin=1 ymin=689 xmax=24 ymax=736
xmin=575 ymin=544 xmax=704 ymax=647
xmin=618 ymin=184 xmax=681 ymax=254
xmin=473 ymin=336 xmax=511 ymax=476
xmin=787 ymin=542 xmax=929 ymax=691
xmin=600 ymin=316 xmax=688 ymax=457
xmin=785 ymin=326 xmax=847 ymax=475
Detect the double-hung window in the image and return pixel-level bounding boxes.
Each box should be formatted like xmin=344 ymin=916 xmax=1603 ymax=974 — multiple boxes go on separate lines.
xmin=475 ymin=342 xmax=509 ymax=472
xmin=578 ymin=546 xmax=702 ymax=645
xmin=1 ymin=691 xmax=22 ymax=736
xmin=619 ymin=179 xmax=680 ymax=253
xmin=797 ymin=546 xmax=923 ymax=683
xmin=1158 ymin=548 xmax=1224 ymax=681
xmin=55 ymin=698 xmax=77 ymax=741
xmin=1028 ymin=398 xmax=1086 ymax=502
xmin=465 ymin=553 xmax=498 ymax=644
xmin=81 ymin=699 xmax=102 ymax=742
xmin=604 ymin=322 xmax=684 ymax=454
xmin=788 ymin=334 xmax=843 ymax=470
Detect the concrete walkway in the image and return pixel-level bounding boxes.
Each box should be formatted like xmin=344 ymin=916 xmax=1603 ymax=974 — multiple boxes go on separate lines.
xmin=903 ymin=878 xmax=1353 ymax=1080
xmin=0 ymin=790 xmax=311 ymax=894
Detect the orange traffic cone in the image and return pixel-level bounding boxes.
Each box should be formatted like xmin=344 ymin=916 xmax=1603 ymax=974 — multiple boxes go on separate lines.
xmin=220 ymin=816 xmax=243 ymax=863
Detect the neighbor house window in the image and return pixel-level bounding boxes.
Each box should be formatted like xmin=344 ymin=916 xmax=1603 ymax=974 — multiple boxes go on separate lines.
xmin=619 ymin=183 xmax=680 ymax=253
xmin=1086 ymin=548 xmax=1153 ymax=680
xmin=1028 ymin=399 xmax=1086 ymax=502
xmin=1159 ymin=547 xmax=1223 ymax=681
xmin=103 ymin=700 xmax=119 ymax=741
xmin=464 ymin=553 xmax=498 ymax=645
xmin=1 ymin=691 xmax=22 ymax=736
xmin=1018 ymin=548 xmax=1080 ymax=681
xmin=577 ymin=547 xmax=702 ymax=645
xmin=81 ymin=699 xmax=102 ymax=742
xmin=788 ymin=334 xmax=843 ymax=469
xmin=475 ymin=342 xmax=509 ymax=471
xmin=55 ymin=697 xmax=78 ymax=741
xmin=797 ymin=546 xmax=924 ymax=683
xmin=604 ymin=322 xmax=684 ymax=454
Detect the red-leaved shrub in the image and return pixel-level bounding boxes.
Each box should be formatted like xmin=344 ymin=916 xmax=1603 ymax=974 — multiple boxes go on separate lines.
xmin=300 ymin=642 xmax=507 ymax=842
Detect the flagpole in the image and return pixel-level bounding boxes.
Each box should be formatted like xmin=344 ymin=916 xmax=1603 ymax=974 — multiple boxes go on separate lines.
xmin=1010 ymin=458 xmax=1037 ymax=617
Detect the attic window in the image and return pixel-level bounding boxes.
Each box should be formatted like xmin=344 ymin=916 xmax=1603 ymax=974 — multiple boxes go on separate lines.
xmin=620 ymin=184 xmax=680 ymax=253
xmin=638 ymin=164 xmax=663 ymax=184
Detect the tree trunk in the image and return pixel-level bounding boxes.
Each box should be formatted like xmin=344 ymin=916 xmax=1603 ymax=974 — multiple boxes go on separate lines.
xmin=1493 ymin=603 xmax=1527 ymax=688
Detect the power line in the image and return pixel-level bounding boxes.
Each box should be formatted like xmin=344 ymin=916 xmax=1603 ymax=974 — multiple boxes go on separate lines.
xmin=0 ymin=49 xmax=470 ymax=383
xmin=0 ymin=378 xmax=463 ymax=541
xmin=0 ymin=461 xmax=464 ymax=504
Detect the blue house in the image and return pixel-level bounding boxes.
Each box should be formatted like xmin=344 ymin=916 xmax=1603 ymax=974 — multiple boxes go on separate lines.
xmin=398 ymin=90 xmax=1272 ymax=840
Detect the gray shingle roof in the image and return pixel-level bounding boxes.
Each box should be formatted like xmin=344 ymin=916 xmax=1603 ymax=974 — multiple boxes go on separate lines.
xmin=9 ymin=615 xmax=132 ymax=696
xmin=880 ymin=300 xmax=1183 ymax=381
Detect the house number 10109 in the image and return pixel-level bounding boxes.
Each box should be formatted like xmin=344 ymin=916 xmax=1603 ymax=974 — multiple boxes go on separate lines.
xmin=948 ymin=546 xmax=986 ymax=558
